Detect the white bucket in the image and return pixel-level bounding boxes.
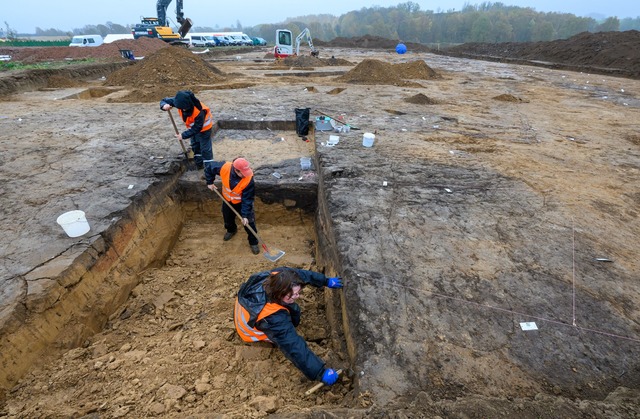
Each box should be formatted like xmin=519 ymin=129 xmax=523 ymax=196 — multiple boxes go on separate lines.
xmin=56 ymin=210 xmax=90 ymax=237
xmin=363 ymin=132 xmax=375 ymax=147
xmin=300 ymin=157 xmax=312 ymax=170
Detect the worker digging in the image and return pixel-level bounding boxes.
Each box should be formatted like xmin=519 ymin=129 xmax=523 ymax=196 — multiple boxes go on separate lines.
xmin=205 ymin=157 xmax=261 ymax=255
xmin=160 ymin=90 xmax=215 ymax=170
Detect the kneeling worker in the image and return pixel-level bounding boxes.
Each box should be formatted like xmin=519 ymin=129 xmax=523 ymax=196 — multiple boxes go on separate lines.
xmin=234 ymin=267 xmax=343 ymax=386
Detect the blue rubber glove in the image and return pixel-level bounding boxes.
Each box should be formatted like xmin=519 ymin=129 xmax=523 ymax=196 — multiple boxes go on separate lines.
xmin=321 ymin=368 xmax=339 ymax=385
xmin=327 ymin=277 xmax=343 ymax=289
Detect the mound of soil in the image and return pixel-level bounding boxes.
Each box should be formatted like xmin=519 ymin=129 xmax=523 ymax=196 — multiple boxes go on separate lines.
xmin=443 ymin=30 xmax=640 ymax=79
xmin=493 ymin=94 xmax=528 ymax=103
xmin=105 ymin=46 xmax=225 ymax=87
xmin=274 ymin=55 xmax=352 ymax=68
xmin=316 ymin=35 xmax=431 ymax=53
xmin=404 ymin=93 xmax=439 ymax=104
xmin=336 ymin=59 xmax=439 ymax=86
xmin=281 ymin=55 xmax=327 ymax=68
xmin=0 ymin=37 xmax=170 ymax=64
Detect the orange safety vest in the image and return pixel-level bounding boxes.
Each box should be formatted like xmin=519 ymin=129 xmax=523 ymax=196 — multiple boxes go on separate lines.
xmin=234 ymin=297 xmax=287 ymax=342
xmin=220 ymin=162 xmax=252 ymax=204
xmin=178 ymin=105 xmax=214 ymax=132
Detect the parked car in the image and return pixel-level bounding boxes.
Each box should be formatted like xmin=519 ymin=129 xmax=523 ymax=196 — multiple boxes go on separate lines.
xmin=252 ymin=37 xmax=267 ymax=46
xmin=213 ymin=36 xmax=230 ymax=46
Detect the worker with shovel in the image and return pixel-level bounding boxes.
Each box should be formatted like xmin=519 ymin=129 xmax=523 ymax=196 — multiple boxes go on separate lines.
xmin=234 ymin=267 xmax=343 ymax=386
xmin=160 ymin=90 xmax=214 ymax=170
xmin=205 ymin=157 xmax=260 ymax=255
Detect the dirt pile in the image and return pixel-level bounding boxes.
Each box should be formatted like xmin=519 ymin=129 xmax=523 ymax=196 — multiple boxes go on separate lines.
xmin=105 ymin=46 xmax=224 ymax=87
xmin=104 ymin=46 xmax=226 ymax=102
xmin=404 ymin=93 xmax=439 ymax=104
xmin=336 ymin=59 xmax=439 ymax=86
xmin=0 ymin=37 xmax=169 ymax=63
xmin=281 ymin=55 xmax=327 ymax=68
xmin=443 ymin=30 xmax=640 ymax=79
xmin=493 ymin=93 xmax=528 ymax=103
xmin=275 ymin=55 xmax=352 ymax=68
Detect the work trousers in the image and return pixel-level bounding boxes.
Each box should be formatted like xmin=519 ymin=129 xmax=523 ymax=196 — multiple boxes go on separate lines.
xmin=190 ymin=128 xmax=213 ymax=169
xmin=222 ymin=201 xmax=259 ymax=246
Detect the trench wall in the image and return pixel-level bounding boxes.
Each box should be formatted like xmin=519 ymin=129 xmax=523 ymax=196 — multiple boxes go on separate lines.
xmin=0 ymin=170 xmax=184 ymax=395
xmin=0 ymin=62 xmax=130 ymax=96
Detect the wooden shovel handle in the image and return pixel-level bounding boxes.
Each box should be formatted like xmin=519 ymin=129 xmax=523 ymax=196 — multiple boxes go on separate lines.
xmin=168 ymin=109 xmax=188 ymax=154
xmin=210 ymin=186 xmax=264 ymax=245
xmin=305 ymin=369 xmax=343 ymax=395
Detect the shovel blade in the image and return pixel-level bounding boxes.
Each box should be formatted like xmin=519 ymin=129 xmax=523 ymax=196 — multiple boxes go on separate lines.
xmin=261 ymin=244 xmax=285 ymax=262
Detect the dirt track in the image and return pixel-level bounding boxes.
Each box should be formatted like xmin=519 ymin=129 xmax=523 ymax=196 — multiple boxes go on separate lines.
xmin=1 ymin=36 xmax=639 ymax=417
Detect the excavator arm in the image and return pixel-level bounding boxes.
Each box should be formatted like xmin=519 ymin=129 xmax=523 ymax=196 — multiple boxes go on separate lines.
xmin=295 ymin=28 xmax=319 ymax=57
xmin=156 ymin=0 xmax=192 ymax=38
xmin=156 ymin=0 xmax=184 ymax=26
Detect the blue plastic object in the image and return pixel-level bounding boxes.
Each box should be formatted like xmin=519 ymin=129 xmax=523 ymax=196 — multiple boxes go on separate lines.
xmin=396 ymin=43 xmax=407 ymax=54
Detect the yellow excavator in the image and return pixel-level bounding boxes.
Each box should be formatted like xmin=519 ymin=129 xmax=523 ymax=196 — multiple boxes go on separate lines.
xmin=132 ymin=0 xmax=193 ymax=45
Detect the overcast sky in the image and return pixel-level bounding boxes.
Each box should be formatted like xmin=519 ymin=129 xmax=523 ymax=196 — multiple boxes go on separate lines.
xmin=4 ymin=0 xmax=637 ymax=33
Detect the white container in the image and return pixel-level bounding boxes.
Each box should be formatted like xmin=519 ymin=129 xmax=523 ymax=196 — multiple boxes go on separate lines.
xmin=327 ymin=135 xmax=340 ymax=146
xmin=300 ymin=157 xmax=312 ymax=170
xmin=363 ymin=132 xmax=375 ymax=147
xmin=56 ymin=210 xmax=90 ymax=237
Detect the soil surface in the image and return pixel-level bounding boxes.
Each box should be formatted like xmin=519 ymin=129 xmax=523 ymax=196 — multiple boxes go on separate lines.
xmin=1 ymin=32 xmax=640 ymax=418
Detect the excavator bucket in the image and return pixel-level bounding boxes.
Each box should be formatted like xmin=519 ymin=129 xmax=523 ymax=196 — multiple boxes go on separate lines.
xmin=178 ymin=18 xmax=193 ymax=38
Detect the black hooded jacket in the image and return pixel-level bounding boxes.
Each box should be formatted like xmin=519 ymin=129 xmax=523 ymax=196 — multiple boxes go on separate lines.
xmin=160 ymin=90 xmax=208 ymax=139
xmin=237 ymin=267 xmax=329 ymax=380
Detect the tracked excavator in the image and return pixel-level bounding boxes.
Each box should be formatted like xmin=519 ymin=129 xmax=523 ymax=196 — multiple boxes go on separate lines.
xmin=132 ymin=0 xmax=193 ymax=45
xmin=274 ymin=28 xmax=319 ymax=59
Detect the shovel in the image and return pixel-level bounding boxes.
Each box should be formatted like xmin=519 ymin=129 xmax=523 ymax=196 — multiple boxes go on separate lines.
xmin=314 ymin=110 xmax=360 ymax=130
xmin=168 ymin=109 xmax=197 ymax=171
xmin=210 ymin=187 xmax=285 ymax=262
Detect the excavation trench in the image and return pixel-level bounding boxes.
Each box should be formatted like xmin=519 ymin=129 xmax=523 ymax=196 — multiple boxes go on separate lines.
xmin=1 ymin=122 xmax=358 ymax=414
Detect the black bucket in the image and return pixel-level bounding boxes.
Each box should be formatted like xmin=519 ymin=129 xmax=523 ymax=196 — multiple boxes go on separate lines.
xmin=295 ymin=108 xmax=310 ymax=137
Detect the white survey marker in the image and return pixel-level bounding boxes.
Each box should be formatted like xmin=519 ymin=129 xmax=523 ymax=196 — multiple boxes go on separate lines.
xmin=520 ymin=322 xmax=538 ymax=331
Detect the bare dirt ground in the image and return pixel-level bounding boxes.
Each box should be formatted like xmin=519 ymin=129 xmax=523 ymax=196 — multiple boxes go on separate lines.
xmin=1 ymin=33 xmax=640 ymax=417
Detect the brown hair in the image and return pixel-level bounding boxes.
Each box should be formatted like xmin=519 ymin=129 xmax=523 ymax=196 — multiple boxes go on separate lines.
xmin=264 ymin=269 xmax=304 ymax=303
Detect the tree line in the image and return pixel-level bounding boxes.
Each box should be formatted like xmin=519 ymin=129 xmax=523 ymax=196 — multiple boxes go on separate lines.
xmin=247 ymin=2 xmax=640 ymax=45
xmin=5 ymin=2 xmax=640 ymax=45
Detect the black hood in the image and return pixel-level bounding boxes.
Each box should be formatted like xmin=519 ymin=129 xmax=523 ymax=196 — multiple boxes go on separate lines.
xmin=174 ymin=90 xmax=194 ymax=110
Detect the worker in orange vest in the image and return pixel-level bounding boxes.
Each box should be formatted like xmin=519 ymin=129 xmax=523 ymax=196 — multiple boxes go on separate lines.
xmin=234 ymin=267 xmax=343 ymax=385
xmin=160 ymin=90 xmax=214 ymax=170
xmin=205 ymin=157 xmax=260 ymax=254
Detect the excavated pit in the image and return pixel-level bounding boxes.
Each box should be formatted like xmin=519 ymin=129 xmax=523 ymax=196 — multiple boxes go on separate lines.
xmin=0 ymin=121 xmax=357 ymax=416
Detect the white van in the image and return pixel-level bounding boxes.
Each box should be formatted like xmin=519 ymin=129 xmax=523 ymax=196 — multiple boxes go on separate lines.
xmin=69 ymin=35 xmax=103 ymax=47
xmin=187 ymin=34 xmax=215 ymax=47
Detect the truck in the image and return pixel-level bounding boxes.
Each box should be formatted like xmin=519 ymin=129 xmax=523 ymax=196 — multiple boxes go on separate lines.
xmin=274 ymin=28 xmax=318 ymax=59
xmin=132 ymin=0 xmax=192 ymax=46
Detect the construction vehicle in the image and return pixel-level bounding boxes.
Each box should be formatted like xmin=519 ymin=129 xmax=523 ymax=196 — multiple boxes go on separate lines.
xmin=132 ymin=0 xmax=193 ymax=45
xmin=274 ymin=28 xmax=319 ymax=59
